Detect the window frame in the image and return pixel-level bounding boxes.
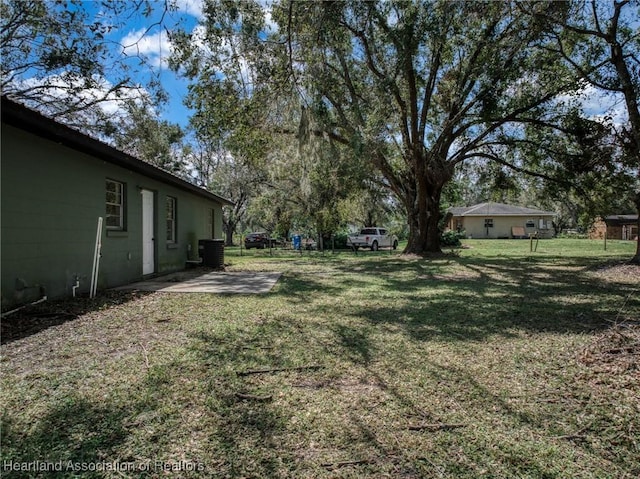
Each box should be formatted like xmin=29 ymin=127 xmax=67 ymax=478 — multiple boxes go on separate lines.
xmin=105 ymin=179 xmax=126 ymax=230
xmin=166 ymin=196 xmax=177 ymax=244
xmin=484 ymin=218 xmax=494 ymax=228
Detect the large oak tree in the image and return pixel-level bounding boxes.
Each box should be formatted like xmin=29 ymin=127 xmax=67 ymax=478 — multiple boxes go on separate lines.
xmin=173 ymin=0 xmax=578 ymax=254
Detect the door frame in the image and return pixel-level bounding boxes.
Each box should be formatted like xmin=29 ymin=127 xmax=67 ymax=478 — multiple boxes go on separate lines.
xmin=141 ymin=189 xmax=156 ymax=275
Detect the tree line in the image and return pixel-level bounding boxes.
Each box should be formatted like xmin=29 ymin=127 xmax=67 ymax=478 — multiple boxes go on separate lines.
xmin=2 ymin=0 xmax=638 ymax=261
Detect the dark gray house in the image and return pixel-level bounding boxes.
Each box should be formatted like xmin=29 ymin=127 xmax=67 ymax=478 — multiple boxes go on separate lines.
xmin=1 ymin=97 xmax=233 ymax=309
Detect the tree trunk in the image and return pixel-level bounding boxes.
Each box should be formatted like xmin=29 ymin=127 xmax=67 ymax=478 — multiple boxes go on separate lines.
xmin=609 ymin=27 xmax=640 ymax=264
xmin=632 ymin=191 xmax=640 ymax=264
xmin=402 ymin=164 xmax=450 ymax=255
xmin=224 ymin=220 xmax=237 ymax=246
xmin=633 ymin=217 xmax=640 ymax=264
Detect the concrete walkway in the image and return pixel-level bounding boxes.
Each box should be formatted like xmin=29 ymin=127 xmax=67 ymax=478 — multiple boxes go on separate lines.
xmin=114 ymin=271 xmax=282 ymax=294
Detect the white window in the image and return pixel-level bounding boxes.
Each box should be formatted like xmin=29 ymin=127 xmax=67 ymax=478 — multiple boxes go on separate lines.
xmin=525 ymin=219 xmax=535 ymax=228
xmin=484 ymin=218 xmax=494 ymax=228
xmin=166 ymin=196 xmax=177 ymax=243
xmin=106 ymin=179 xmax=124 ymax=230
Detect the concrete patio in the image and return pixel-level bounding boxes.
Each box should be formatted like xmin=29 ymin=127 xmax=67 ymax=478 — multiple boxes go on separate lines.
xmin=114 ymin=270 xmax=282 ymax=294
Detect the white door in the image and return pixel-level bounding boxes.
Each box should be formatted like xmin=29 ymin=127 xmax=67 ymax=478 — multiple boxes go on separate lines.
xmin=141 ymin=189 xmax=155 ymax=275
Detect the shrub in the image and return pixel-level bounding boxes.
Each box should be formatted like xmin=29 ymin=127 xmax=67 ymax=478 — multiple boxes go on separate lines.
xmin=331 ymin=232 xmax=351 ymax=249
xmin=441 ymin=230 xmax=465 ymax=247
xmin=317 ymin=232 xmax=350 ymax=249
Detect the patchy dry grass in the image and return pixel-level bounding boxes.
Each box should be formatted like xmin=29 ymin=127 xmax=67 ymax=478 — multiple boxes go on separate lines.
xmin=1 ymin=239 xmax=638 ymax=478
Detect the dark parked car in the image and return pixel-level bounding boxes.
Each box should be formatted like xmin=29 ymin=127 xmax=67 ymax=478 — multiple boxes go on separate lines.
xmin=244 ymin=232 xmax=270 ymax=249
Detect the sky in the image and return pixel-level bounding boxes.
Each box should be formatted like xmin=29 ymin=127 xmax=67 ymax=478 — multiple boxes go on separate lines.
xmin=76 ymin=0 xmax=276 ymax=129
xmin=94 ymin=0 xmax=206 ymax=127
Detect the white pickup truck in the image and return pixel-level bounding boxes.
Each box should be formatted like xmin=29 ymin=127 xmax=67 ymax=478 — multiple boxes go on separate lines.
xmin=347 ymin=227 xmax=398 ymax=251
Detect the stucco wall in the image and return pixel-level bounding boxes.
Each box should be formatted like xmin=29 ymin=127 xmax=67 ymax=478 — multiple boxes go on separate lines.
xmin=1 ymin=124 xmax=224 ymax=308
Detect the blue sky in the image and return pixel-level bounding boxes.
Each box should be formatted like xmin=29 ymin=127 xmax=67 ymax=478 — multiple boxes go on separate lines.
xmin=76 ymin=0 xmax=276 ymax=129
xmin=90 ymin=0 xmax=205 ymax=127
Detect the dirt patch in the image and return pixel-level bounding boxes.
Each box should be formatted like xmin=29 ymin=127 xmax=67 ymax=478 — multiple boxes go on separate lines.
xmin=0 ymin=291 xmax=147 ymax=344
xmin=580 ymin=262 xmax=640 ymax=375
xmin=589 ymin=262 xmax=640 ymax=284
xmin=579 ymin=323 xmax=640 ymax=376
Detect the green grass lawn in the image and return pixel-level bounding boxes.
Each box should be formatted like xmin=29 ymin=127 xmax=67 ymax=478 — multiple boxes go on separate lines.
xmin=1 ymin=239 xmax=638 ymax=478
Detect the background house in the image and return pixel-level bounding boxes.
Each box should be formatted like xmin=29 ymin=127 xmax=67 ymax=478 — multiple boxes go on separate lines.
xmin=447 ymin=202 xmax=555 ymax=239
xmin=590 ymin=215 xmax=639 ymax=240
xmin=1 ymin=97 xmax=233 ymax=309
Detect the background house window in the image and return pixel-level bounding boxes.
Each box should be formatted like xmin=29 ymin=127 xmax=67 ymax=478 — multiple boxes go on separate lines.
xmin=525 ymin=219 xmax=535 ymax=228
xmin=106 ymin=179 xmax=125 ymax=229
xmin=166 ymin=196 xmax=177 ymax=243
xmin=484 ymin=218 xmax=494 ymax=228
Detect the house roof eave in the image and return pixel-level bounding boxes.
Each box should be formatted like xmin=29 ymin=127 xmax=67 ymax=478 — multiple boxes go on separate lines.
xmin=448 ymin=202 xmax=556 ymax=217
xmin=1 ymin=96 xmax=234 ymax=207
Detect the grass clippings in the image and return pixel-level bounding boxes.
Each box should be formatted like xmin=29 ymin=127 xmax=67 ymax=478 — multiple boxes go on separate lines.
xmin=590 ymin=262 xmax=640 ymax=283
xmin=580 ymin=322 xmax=640 ymax=374
xmin=1 ymin=239 xmax=639 ymax=478
xmin=236 ymin=364 xmax=324 ymax=376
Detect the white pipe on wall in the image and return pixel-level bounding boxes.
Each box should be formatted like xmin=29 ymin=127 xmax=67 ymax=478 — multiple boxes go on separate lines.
xmin=90 ymin=217 xmax=103 ymax=298
xmin=1 ymin=295 xmax=48 ymax=318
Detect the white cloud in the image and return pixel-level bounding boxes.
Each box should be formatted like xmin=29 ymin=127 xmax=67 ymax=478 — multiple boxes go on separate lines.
xmin=555 ymin=82 xmax=629 ymax=129
xmin=578 ymin=84 xmax=628 ymax=125
xmin=190 ymin=24 xmax=208 ymax=50
xmin=259 ymin=0 xmax=278 ymax=33
xmin=18 ymin=74 xmax=143 ymax=107
xmin=173 ymin=0 xmax=275 ymax=30
xmin=121 ymin=28 xmax=174 ymax=68
xmin=11 ymin=73 xmax=150 ymax=138
xmin=174 ymin=0 xmax=204 ymax=19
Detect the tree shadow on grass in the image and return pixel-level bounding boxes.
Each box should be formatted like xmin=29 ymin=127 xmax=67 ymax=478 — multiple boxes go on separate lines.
xmin=1 ymin=357 xmax=216 ymax=478
xmin=188 ymin=327 xmax=297 ymax=477
xmin=1 ymin=394 xmax=131 ymax=479
xmin=270 ymin=271 xmax=344 ymax=304
xmin=1 ymin=291 xmax=152 ymax=345
xmin=342 ymin=256 xmax=639 ymax=342
xmin=332 ymin=324 xmax=375 ymax=366
xmin=332 ymin=359 xmax=636 ymax=477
